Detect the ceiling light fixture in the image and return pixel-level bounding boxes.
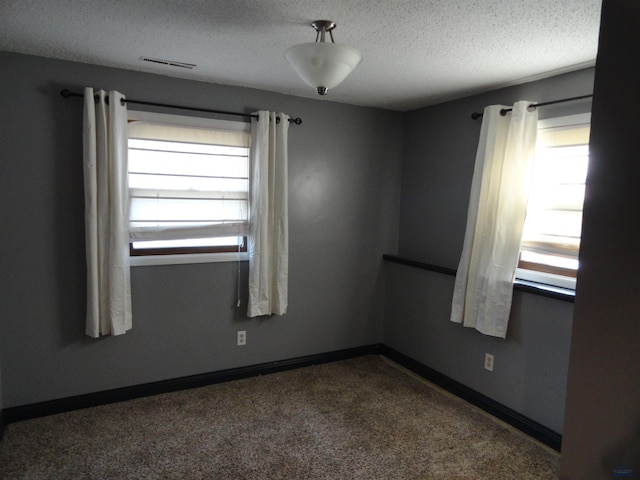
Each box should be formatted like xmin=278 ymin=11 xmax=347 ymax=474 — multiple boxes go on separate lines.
xmin=285 ymin=20 xmax=363 ymax=96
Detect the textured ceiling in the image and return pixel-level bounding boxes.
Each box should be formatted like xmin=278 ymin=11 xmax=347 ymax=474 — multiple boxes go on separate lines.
xmin=0 ymin=0 xmax=602 ymax=111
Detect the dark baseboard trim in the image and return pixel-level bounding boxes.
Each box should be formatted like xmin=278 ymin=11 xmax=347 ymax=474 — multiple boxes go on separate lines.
xmin=3 ymin=344 xmax=382 ymax=425
xmin=379 ymin=345 xmax=562 ymax=452
xmin=2 ymin=343 xmax=561 ymax=452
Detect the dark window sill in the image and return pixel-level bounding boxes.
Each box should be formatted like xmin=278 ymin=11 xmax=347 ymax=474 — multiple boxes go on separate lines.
xmin=383 ymin=254 xmax=574 ymax=303
xmin=512 ymin=279 xmax=574 ymax=302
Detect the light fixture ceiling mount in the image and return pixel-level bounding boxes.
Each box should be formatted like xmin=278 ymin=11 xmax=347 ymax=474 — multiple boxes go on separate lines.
xmin=311 ymin=20 xmax=336 ymax=41
xmin=285 ymin=20 xmax=363 ymax=96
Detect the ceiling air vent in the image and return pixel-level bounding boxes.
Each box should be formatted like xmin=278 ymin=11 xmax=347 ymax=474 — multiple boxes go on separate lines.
xmin=141 ymin=57 xmax=196 ymax=70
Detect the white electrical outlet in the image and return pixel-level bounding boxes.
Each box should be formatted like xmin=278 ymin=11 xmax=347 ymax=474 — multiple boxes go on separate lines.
xmin=237 ymin=330 xmax=246 ymax=346
xmin=484 ymin=353 xmax=494 ymax=372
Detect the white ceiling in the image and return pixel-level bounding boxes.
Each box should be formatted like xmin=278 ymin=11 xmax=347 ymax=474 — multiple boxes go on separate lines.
xmin=0 ymin=0 xmax=602 ymax=111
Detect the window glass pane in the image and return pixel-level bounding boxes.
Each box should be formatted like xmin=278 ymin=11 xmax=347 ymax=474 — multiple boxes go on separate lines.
xmin=533 ymin=147 xmax=589 ymax=183
xmin=130 ymin=198 xmax=247 ymax=222
xmin=527 ymin=184 xmax=585 ymax=211
xmin=129 ymin=143 xmax=249 ymax=178
xmin=129 ymin=174 xmax=248 ymax=192
xmin=518 ymin=114 xmax=590 ymax=287
xmin=127 ymin=112 xmax=250 ymax=256
xmin=523 ymin=210 xmax=583 ymax=239
xmin=132 ymin=236 xmax=243 ymax=250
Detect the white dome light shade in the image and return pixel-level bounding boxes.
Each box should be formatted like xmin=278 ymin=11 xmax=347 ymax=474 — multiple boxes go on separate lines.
xmin=285 ymin=42 xmax=363 ymax=95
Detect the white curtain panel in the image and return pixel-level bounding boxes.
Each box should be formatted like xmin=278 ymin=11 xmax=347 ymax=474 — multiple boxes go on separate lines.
xmin=248 ymin=111 xmax=289 ymax=317
xmin=83 ymin=88 xmax=132 ymax=337
xmin=450 ymin=101 xmax=538 ymax=338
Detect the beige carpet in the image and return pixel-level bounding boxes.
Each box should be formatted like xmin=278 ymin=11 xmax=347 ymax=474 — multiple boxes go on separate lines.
xmin=0 ymin=356 xmax=559 ymax=479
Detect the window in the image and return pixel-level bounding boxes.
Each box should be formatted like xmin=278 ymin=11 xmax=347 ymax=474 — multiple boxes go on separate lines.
xmin=516 ymin=113 xmax=591 ymax=290
xmin=127 ymin=111 xmax=251 ymax=260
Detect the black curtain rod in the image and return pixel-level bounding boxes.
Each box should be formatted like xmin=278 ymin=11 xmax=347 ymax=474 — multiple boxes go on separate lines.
xmin=60 ymin=89 xmax=302 ymax=125
xmin=470 ymin=94 xmax=593 ymax=120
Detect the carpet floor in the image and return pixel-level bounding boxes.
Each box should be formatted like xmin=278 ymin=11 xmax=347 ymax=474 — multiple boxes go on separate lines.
xmin=0 ymin=355 xmax=560 ymax=479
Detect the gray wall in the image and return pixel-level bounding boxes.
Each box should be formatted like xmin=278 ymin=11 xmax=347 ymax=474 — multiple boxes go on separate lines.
xmin=560 ymin=1 xmax=640 ymax=477
xmin=0 ymin=52 xmax=403 ymax=407
xmin=384 ymin=68 xmax=595 ymax=433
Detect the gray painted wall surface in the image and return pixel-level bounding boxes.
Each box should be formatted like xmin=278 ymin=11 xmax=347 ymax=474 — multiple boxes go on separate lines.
xmin=0 ymin=52 xmax=403 ymax=407
xmin=385 ymin=68 xmax=595 ymax=433
xmin=560 ymin=1 xmax=640 ymax=477
xmin=384 ymin=264 xmax=573 ymax=432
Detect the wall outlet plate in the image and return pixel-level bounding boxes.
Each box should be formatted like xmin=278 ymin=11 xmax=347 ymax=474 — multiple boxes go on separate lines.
xmin=484 ymin=353 xmax=494 ymax=372
xmin=237 ymin=330 xmax=246 ymax=346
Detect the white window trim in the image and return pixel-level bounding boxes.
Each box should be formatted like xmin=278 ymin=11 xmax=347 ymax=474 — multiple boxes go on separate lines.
xmin=127 ymin=109 xmax=251 ymax=264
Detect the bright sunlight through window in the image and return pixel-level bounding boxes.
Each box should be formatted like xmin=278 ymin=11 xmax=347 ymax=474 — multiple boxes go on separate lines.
xmin=517 ymin=113 xmax=590 ymax=290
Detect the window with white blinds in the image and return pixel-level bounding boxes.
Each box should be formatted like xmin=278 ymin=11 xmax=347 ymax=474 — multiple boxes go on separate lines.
xmin=516 ymin=113 xmax=590 ymax=289
xmin=127 ymin=111 xmax=251 ymax=255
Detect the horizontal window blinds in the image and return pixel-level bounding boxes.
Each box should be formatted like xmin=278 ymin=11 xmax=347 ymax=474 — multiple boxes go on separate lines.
xmin=128 ymin=121 xmax=250 ymax=241
xmin=129 ymin=121 xmax=250 ymax=146
xmin=520 ymin=118 xmax=590 ymax=273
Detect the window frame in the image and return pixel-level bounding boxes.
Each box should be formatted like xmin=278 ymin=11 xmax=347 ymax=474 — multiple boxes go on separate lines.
xmin=515 ymin=112 xmax=591 ymax=291
xmin=127 ymin=110 xmax=251 ymax=266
